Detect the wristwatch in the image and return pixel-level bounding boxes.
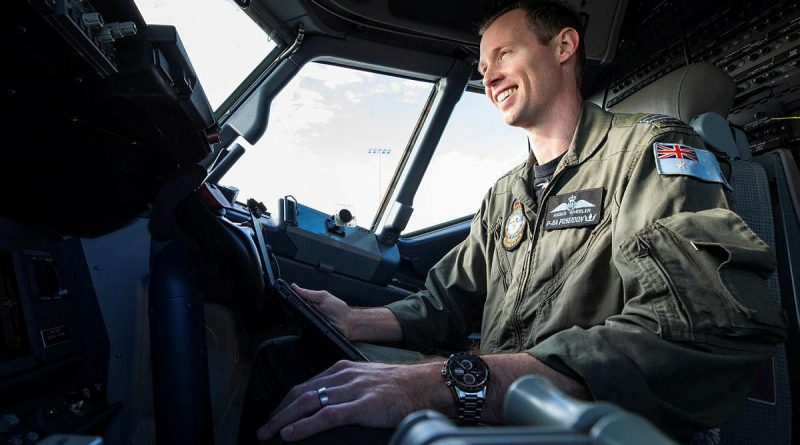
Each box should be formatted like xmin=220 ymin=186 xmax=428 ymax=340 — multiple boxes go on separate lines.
xmin=441 ymin=352 xmax=490 ymax=425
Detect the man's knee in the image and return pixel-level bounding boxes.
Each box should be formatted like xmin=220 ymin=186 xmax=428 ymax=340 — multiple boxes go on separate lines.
xmin=264 ymin=425 xmax=394 ymax=445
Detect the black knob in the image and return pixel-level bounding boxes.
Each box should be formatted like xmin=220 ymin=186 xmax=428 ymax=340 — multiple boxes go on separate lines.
xmin=338 ymin=209 xmax=353 ymax=224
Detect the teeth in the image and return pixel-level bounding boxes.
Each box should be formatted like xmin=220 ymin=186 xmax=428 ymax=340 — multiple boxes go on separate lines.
xmin=497 ymin=88 xmax=517 ymax=102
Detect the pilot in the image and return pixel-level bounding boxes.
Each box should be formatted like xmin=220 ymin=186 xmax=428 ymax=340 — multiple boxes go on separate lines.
xmin=244 ymin=1 xmax=787 ymax=443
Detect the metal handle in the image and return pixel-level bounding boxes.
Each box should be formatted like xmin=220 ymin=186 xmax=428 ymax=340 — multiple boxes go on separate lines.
xmin=504 ymin=375 xmax=618 ymax=432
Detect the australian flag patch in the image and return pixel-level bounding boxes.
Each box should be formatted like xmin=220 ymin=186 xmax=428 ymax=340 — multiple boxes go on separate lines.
xmin=653 ymin=143 xmax=732 ymax=190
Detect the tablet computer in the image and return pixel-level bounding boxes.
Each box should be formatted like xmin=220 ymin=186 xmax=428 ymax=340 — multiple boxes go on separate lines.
xmin=274 ymin=279 xmax=369 ymax=362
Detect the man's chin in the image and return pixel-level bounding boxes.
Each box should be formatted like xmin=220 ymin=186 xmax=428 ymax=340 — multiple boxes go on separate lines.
xmin=504 ymin=115 xmax=529 ymax=129
xmin=502 ymin=110 xmax=539 ymax=130
xmin=502 ymin=112 xmax=520 ymax=127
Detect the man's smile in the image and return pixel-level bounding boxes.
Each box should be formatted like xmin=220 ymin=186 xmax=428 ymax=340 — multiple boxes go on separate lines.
xmin=495 ymin=87 xmax=518 ymax=109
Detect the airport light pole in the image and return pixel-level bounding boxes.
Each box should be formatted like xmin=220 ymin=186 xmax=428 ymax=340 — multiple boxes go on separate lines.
xmin=367 ymin=148 xmax=391 ymax=202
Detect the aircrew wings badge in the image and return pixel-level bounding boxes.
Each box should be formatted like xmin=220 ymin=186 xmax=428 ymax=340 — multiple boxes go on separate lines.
xmin=653 ymin=142 xmax=733 ymax=190
xmin=502 ymin=200 xmax=526 ymax=251
xmin=543 ymin=188 xmax=603 ymax=230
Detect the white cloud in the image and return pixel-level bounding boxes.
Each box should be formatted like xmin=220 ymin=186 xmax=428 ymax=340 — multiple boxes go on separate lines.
xmin=300 ymin=63 xmax=374 ymax=88
xmin=287 ymin=88 xmax=336 ymax=125
xmin=345 ymin=90 xmax=362 ymax=103
xmin=401 ymin=79 xmax=432 ymax=90
xmin=370 ymin=84 xmax=388 ymax=94
xmin=401 ymin=89 xmax=420 ymax=103
xmin=262 ymin=79 xmax=341 ymax=151
xmin=364 ymin=80 xmax=433 ymax=103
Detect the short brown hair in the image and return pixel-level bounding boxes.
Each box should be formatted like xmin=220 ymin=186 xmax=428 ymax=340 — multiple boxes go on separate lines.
xmin=479 ymin=1 xmax=586 ymax=89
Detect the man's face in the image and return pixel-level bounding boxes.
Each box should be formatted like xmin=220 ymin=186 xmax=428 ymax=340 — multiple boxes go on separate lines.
xmin=479 ymin=8 xmax=563 ymax=129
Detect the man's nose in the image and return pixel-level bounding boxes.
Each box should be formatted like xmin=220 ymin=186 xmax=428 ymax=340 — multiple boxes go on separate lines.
xmin=482 ymin=64 xmax=502 ymax=89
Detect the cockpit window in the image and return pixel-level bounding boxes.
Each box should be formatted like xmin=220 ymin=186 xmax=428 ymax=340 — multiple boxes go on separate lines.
xmin=403 ymin=90 xmax=527 ymax=234
xmin=135 ymin=0 xmax=276 ymax=110
xmin=221 ymin=62 xmax=434 ymax=225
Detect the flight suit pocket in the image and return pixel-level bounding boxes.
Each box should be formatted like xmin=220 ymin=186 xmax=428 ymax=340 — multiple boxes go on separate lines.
xmin=537 ymin=214 xmax=612 ymax=304
xmin=623 ymin=209 xmax=786 ymax=346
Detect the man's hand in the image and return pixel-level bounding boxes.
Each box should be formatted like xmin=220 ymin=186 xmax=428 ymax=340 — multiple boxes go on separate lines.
xmin=291 ymin=283 xmax=403 ymax=343
xmin=256 ymin=359 xmax=451 ymax=442
xmin=292 ymin=283 xmax=355 ymax=339
xmin=254 ymin=351 xmax=590 ymax=442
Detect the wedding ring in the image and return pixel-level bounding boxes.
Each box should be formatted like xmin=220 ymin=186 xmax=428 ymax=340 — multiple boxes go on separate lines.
xmin=317 ymin=387 xmax=330 ymax=407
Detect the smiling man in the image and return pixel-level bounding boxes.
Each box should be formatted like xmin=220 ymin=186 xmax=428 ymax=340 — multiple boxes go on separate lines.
xmin=245 ymin=1 xmax=786 ymax=444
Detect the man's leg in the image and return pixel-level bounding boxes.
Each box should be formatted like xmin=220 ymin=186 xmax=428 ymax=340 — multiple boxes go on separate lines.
xmin=238 ymin=335 xmax=397 ymax=444
xmin=263 ymin=426 xmax=395 ymax=445
xmin=239 ymin=335 xmax=328 ymax=443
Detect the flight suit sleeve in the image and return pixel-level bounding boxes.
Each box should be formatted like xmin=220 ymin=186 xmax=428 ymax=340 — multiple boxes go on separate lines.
xmin=385 ymin=190 xmax=492 ymax=353
xmin=527 ymin=127 xmax=787 ymax=437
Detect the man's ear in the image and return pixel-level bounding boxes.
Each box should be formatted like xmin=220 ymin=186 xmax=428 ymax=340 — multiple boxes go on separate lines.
xmin=556 ymin=27 xmax=579 ymax=64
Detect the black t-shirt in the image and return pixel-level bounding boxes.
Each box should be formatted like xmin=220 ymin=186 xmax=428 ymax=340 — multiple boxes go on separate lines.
xmin=533 ymin=153 xmax=564 ymax=205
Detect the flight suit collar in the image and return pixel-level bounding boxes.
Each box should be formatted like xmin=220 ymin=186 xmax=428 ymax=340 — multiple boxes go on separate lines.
xmin=560 ymin=101 xmax=613 ymax=168
xmin=510 ymin=102 xmax=613 ymax=221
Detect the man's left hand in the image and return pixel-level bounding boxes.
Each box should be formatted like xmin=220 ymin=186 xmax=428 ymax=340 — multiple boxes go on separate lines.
xmin=257 ymin=359 xmax=450 ymax=442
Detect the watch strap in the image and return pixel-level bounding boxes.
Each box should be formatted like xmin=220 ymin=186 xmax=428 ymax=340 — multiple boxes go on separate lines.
xmin=457 ymin=391 xmax=484 ymax=425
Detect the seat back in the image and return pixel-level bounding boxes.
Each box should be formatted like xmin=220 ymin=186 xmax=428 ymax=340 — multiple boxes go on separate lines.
xmin=609 ymin=63 xmax=794 ymax=444
xmin=714 ymin=159 xmax=793 ymax=445
xmin=752 ymin=149 xmax=800 ymax=439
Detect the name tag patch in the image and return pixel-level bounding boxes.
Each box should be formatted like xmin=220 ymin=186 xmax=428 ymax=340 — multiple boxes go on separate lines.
xmin=544 ymin=188 xmax=603 ymax=230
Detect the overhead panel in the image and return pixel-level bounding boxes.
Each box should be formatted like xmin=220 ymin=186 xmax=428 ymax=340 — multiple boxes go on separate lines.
xmin=321 ymin=0 xmax=628 ymax=63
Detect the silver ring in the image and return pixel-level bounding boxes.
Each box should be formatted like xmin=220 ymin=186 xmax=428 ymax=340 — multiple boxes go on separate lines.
xmin=317 ymin=387 xmax=330 ymax=407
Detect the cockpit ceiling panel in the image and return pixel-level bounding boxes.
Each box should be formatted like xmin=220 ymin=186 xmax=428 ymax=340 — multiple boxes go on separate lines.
xmin=312 ymin=0 xmax=628 ymax=63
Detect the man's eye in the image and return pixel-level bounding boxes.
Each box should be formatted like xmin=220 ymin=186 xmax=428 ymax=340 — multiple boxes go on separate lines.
xmin=499 ymin=51 xmax=510 ymax=61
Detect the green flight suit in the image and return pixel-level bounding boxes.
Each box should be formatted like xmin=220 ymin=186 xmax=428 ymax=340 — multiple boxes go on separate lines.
xmin=386 ymin=102 xmax=787 ymax=438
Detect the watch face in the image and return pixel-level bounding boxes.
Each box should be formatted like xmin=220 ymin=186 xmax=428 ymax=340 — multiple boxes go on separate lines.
xmin=446 ymin=353 xmax=489 ymax=391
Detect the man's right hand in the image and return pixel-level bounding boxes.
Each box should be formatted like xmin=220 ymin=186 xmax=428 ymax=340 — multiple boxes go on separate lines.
xmin=290 ymin=283 xmax=404 ymax=343
xmin=291 ymin=283 xmax=355 ymax=339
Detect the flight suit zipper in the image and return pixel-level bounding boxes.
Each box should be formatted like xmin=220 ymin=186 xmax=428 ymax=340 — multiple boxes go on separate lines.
xmin=537 ymin=216 xmax=611 ymax=305
xmin=511 ymin=240 xmax=534 ymax=343
xmin=508 ymin=163 xmax=568 ymax=347
xmin=510 ymin=230 xmax=534 ymax=348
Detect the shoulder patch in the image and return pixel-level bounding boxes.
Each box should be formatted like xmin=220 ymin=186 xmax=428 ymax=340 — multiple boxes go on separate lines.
xmin=638 ymin=114 xmax=687 ymax=127
xmin=653 ymin=143 xmax=732 ymax=190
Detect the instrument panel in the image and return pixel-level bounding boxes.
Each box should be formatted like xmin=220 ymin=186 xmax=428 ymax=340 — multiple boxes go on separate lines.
xmin=0 ymin=218 xmax=113 ymax=444
xmin=606 ymin=0 xmax=800 ymax=156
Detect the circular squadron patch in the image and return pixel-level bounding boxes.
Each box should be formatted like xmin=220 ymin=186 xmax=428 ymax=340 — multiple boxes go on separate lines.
xmin=502 ymin=200 xmax=527 ymax=251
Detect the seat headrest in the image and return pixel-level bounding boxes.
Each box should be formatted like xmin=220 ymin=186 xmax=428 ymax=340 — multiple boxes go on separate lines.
xmin=608 ymin=63 xmax=736 ymax=121
xmin=690 ymin=113 xmax=739 ymax=159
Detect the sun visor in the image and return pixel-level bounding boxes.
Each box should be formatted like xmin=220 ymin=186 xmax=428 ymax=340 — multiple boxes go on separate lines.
xmin=570 ymin=0 xmax=629 ymax=64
